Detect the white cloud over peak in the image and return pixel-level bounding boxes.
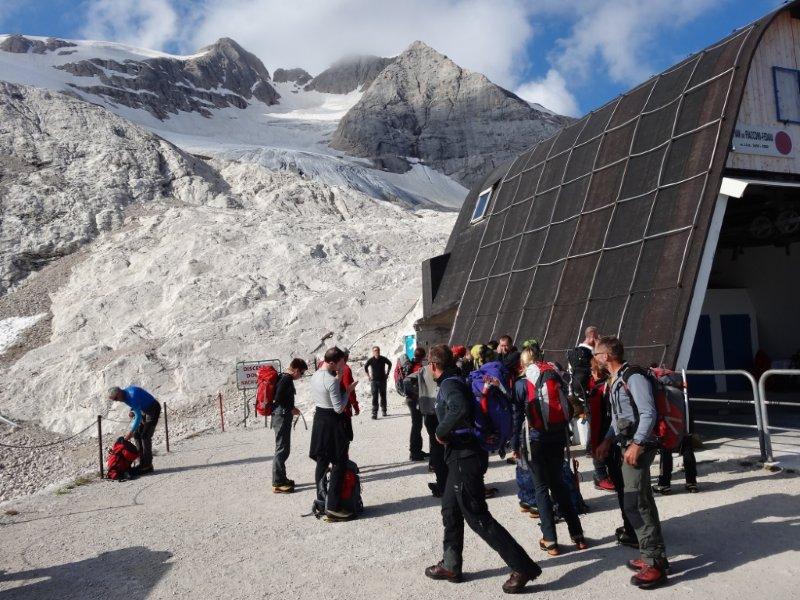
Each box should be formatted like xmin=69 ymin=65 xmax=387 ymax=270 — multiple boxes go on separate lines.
xmin=81 ymin=0 xmax=179 ymax=51
xmin=516 ymin=69 xmax=579 ymax=117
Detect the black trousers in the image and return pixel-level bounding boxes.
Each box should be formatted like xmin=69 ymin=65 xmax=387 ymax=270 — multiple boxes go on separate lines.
xmin=424 ymin=414 xmax=447 ymax=490
xmin=441 ymin=451 xmax=540 ymax=575
xmin=658 ymin=442 xmax=697 ymax=486
xmin=607 ymin=442 xmax=635 ymax=537
xmin=527 ymin=440 xmax=583 ymax=542
xmin=407 ymin=397 xmax=424 ymax=455
xmin=272 ymin=409 xmax=293 ymax=485
xmin=315 ymin=458 xmax=347 ymax=512
xmin=134 ymin=402 xmax=161 ymax=468
xmin=371 ymin=380 xmax=387 ymax=414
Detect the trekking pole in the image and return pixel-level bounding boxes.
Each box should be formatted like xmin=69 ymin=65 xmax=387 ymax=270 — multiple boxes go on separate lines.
xmin=218 ymin=392 xmax=225 ymax=432
xmin=164 ymin=402 xmax=170 ymax=453
xmin=97 ymin=415 xmax=104 ymax=479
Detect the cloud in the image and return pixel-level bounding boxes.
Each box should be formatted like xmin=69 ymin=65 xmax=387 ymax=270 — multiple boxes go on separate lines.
xmin=539 ymin=0 xmax=722 ymax=86
xmin=80 ymin=0 xmax=179 ymax=50
xmin=184 ymin=0 xmax=534 ymax=89
xmin=515 ymin=69 xmax=579 ymax=116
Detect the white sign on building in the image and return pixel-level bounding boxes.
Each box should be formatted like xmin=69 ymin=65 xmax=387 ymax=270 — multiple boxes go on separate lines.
xmin=731 ymin=123 xmax=795 ymax=158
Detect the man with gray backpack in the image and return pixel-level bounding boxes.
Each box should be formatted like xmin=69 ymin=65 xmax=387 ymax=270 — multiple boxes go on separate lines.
xmin=401 ymin=347 xmax=429 ymax=461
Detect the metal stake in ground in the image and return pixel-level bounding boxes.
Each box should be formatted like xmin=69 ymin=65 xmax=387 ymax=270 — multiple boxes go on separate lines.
xmin=218 ymin=392 xmax=225 ymax=432
xmin=164 ymin=402 xmax=170 ymax=453
xmin=97 ymin=415 xmax=104 ymax=478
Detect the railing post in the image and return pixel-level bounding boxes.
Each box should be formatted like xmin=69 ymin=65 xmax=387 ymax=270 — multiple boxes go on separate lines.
xmin=163 ymin=402 xmax=170 ymax=453
xmin=757 ymin=369 xmax=800 ymax=465
xmin=218 ymin=393 xmax=225 ymax=432
xmin=97 ymin=415 xmax=104 ymax=478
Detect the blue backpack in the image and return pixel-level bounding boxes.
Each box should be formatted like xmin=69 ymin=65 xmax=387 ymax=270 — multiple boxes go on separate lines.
xmin=464 ymin=361 xmax=514 ymax=453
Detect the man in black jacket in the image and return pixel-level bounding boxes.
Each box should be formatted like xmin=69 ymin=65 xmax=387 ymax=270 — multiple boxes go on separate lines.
xmin=272 ymin=358 xmax=308 ymax=493
xmin=365 ymin=346 xmax=392 ymax=418
xmin=424 ymin=345 xmax=541 ymax=594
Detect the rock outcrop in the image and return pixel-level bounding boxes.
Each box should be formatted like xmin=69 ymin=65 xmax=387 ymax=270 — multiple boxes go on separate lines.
xmin=273 ymin=67 xmax=312 ymax=85
xmin=49 ymin=37 xmax=279 ymax=119
xmin=0 ymin=81 xmax=233 ymax=295
xmin=330 ymin=41 xmax=569 ymax=187
xmin=0 ymin=34 xmax=76 ymax=54
xmin=304 ymin=54 xmax=394 ymax=94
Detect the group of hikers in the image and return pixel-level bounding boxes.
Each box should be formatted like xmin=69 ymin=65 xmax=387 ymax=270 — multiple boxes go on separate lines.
xmin=107 ymin=329 xmax=694 ymax=593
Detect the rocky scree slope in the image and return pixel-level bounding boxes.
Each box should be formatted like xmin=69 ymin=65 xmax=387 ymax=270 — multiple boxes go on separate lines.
xmin=0 ymin=81 xmax=234 ymax=296
xmin=331 ymin=41 xmax=570 ymax=187
xmin=0 ymin=82 xmax=454 ymax=435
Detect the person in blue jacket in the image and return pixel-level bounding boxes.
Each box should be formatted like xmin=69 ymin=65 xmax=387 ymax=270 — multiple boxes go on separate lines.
xmin=108 ymin=386 xmax=161 ymax=473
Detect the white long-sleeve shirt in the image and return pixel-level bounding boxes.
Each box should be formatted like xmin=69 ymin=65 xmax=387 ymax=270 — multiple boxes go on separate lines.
xmin=311 ymin=368 xmax=346 ymax=413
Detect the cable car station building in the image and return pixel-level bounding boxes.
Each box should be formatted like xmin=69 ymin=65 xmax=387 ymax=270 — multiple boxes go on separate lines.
xmin=419 ymin=3 xmax=800 ymax=394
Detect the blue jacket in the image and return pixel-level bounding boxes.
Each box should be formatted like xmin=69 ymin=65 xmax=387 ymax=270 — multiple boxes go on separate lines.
xmin=122 ymin=386 xmax=157 ymax=431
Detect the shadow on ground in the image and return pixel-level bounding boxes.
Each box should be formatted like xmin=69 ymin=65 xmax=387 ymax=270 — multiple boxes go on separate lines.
xmin=0 ymin=547 xmax=172 ymax=600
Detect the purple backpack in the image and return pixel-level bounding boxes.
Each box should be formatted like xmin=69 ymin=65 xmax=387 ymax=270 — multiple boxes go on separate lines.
xmin=464 ymin=361 xmax=514 ymax=453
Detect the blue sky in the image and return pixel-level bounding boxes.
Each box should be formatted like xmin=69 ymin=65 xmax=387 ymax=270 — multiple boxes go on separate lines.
xmin=0 ymin=0 xmax=785 ymax=116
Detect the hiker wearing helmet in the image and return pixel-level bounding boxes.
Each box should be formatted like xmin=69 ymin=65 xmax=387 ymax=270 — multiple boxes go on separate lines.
xmin=424 ymin=344 xmax=541 ymax=594
xmin=108 ymin=385 xmax=161 ymax=474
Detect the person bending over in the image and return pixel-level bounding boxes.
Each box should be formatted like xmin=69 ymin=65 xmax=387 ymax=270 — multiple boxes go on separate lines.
xmin=108 ymin=385 xmax=161 ymax=474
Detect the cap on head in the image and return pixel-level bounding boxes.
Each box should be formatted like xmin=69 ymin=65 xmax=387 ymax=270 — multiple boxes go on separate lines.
xmin=107 ymin=386 xmax=123 ymax=400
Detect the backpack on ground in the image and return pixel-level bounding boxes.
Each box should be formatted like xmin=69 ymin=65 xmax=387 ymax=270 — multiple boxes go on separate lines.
xmin=621 ymin=366 xmax=687 ymax=451
xmin=312 ymin=459 xmax=364 ymax=520
xmin=525 ymin=362 xmax=571 ymax=433
xmin=393 ymin=355 xmax=409 ymax=396
xmin=255 ymin=365 xmax=280 ymax=417
xmin=107 ymin=437 xmax=139 ymax=481
xmin=466 ymin=361 xmax=514 ymax=453
xmin=555 ymin=454 xmax=589 ymax=517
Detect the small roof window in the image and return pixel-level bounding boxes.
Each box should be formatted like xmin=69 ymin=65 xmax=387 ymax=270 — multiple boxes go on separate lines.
xmin=471 ymin=186 xmax=494 ymax=223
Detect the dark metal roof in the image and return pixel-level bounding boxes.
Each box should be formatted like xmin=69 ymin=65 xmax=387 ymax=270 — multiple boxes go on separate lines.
xmin=429 ymin=3 xmax=792 ymax=367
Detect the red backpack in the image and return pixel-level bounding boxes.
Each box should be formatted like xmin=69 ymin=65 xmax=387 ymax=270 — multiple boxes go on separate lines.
xmin=526 ymin=362 xmax=570 ymax=432
xmin=107 ymin=437 xmax=139 ymax=480
xmin=255 ymin=365 xmax=280 ymax=417
xmin=621 ymin=366 xmax=687 ymax=451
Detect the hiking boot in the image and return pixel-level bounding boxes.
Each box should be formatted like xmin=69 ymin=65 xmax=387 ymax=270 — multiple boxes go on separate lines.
xmin=630 ymin=560 xmax=668 ymax=589
xmin=502 ymin=567 xmax=541 ymax=594
xmin=615 ymin=527 xmax=639 ymax=548
xmin=410 ymin=452 xmax=428 ymax=461
xmin=371 ymin=414 xmax=378 ymax=420
xmin=519 ymin=501 xmax=533 ymax=513
xmin=594 ymin=477 xmax=616 ymax=492
xmin=627 ymin=558 xmax=670 ymax=573
xmin=138 ymin=465 xmax=154 ymax=475
xmin=685 ymin=483 xmax=699 ymax=493
xmin=652 ymin=484 xmax=671 ymax=495
xmin=382 ymin=410 xmax=387 ymax=417
xmin=272 ymin=483 xmax=294 ymax=494
xmin=428 ymin=483 xmax=443 ymax=498
xmin=424 ymin=561 xmax=463 ymax=583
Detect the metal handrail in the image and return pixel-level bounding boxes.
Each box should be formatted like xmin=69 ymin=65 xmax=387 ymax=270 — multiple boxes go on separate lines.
xmin=684 ymin=369 xmax=770 ymax=462
xmin=758 ymin=369 xmax=800 ymax=464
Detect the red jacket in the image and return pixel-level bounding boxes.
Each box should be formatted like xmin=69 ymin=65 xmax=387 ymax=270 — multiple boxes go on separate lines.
xmin=340 ymin=364 xmax=360 ymax=417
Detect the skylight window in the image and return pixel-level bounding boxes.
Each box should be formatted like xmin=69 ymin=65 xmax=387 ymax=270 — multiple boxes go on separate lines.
xmin=471 ymin=186 xmax=494 ymax=223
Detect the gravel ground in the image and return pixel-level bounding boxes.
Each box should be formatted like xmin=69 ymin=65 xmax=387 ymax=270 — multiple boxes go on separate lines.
xmin=1 ymin=394 xmax=799 ymax=600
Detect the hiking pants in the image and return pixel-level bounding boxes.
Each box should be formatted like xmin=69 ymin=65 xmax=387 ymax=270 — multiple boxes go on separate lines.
xmin=441 ymin=452 xmax=540 ymax=576
xmin=658 ymin=443 xmax=697 ymax=486
xmin=407 ymin=397 xmax=424 ymax=455
xmin=271 ymin=409 xmax=293 ymax=485
xmin=592 ymin=455 xmax=609 ymax=481
xmin=528 ymin=440 xmax=583 ymax=542
xmin=621 ymin=445 xmax=667 ymax=564
xmin=515 ymin=454 xmax=537 ymax=507
xmin=608 ymin=442 xmax=635 ymax=538
xmin=371 ymin=380 xmax=387 ymax=414
xmin=424 ymin=414 xmax=447 ymax=491
xmin=134 ymin=402 xmax=160 ymax=469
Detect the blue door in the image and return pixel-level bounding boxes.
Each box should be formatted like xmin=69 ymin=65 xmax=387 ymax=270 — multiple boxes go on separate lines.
xmin=720 ymin=314 xmax=753 ymax=392
xmin=688 ymin=315 xmax=716 ymax=394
